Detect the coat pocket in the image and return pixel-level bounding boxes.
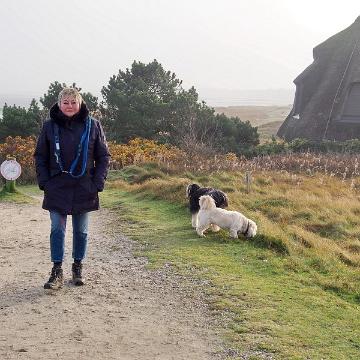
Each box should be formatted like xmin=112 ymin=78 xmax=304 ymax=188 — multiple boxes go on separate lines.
xmin=79 ymin=177 xmax=98 ymax=194
xmin=44 ymin=173 xmax=62 ymax=192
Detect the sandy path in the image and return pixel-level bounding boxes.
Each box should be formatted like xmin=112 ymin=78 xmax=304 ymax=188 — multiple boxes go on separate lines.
xmin=0 ymin=201 xmax=226 ymax=360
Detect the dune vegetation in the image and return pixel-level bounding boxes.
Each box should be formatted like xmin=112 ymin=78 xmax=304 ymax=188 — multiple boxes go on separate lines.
xmin=2 ymin=132 xmax=360 ymax=358
xmin=0 ymin=185 xmax=36 ymax=203
xmin=100 ymin=162 xmax=360 ymax=359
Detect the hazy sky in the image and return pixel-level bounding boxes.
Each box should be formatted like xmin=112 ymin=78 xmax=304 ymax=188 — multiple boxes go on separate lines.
xmin=1 ymin=0 xmax=360 ymax=101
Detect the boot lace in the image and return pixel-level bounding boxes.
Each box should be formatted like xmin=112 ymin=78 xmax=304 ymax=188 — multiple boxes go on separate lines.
xmin=48 ymin=267 xmax=61 ymax=283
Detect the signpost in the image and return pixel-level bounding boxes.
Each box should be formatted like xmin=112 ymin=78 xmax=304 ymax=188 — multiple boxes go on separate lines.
xmin=0 ymin=158 xmax=22 ymax=193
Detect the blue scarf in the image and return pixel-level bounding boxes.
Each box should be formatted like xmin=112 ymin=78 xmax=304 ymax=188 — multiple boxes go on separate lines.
xmin=53 ymin=116 xmax=92 ymax=178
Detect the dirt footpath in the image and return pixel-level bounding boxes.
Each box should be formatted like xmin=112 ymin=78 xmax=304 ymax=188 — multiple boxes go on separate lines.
xmin=0 ymin=201 xmax=227 ymax=360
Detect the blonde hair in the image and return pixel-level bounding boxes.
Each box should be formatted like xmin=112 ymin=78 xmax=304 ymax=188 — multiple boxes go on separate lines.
xmin=58 ymin=87 xmax=83 ymax=105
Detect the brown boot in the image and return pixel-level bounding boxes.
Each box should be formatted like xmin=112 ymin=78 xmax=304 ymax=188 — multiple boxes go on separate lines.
xmin=72 ymin=262 xmax=85 ymax=286
xmin=44 ymin=266 xmax=64 ymax=290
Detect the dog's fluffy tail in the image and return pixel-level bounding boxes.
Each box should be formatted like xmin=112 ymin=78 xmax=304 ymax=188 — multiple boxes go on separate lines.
xmin=199 ymin=195 xmax=216 ymax=210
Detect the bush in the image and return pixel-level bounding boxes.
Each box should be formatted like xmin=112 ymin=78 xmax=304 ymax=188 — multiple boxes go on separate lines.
xmin=108 ymin=137 xmax=184 ymax=169
xmin=0 ymin=136 xmax=36 ymax=183
xmin=255 ymin=139 xmax=287 ymax=156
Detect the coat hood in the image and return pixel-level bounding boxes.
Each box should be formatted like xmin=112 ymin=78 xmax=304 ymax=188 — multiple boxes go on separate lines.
xmin=50 ymin=102 xmax=89 ymax=128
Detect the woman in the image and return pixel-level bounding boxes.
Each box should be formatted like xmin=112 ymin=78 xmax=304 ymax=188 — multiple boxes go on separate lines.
xmin=34 ymin=87 xmax=110 ymax=290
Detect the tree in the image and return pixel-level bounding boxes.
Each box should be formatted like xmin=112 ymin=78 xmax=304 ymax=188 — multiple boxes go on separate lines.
xmin=40 ymin=81 xmax=98 ymax=112
xmin=101 ymin=59 xmax=183 ymax=142
xmin=0 ymin=100 xmax=42 ymax=141
xmin=82 ymin=92 xmax=98 ymax=112
xmin=216 ymin=114 xmax=259 ymax=154
xmin=26 ymin=99 xmax=43 ymax=134
xmin=167 ymin=88 xmax=219 ymax=154
xmin=102 ymin=59 xmax=259 ymax=154
xmin=40 ymin=81 xmax=66 ymax=110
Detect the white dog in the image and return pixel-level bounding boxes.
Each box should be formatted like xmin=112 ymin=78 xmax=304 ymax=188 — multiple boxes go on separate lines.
xmin=196 ymin=195 xmax=257 ymax=239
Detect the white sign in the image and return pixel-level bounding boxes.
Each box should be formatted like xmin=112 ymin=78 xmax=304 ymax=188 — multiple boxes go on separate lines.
xmin=0 ymin=160 xmax=22 ymax=181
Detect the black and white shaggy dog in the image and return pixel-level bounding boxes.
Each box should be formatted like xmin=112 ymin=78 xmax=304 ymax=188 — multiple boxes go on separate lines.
xmin=196 ymin=195 xmax=257 ymax=238
xmin=186 ymin=183 xmax=228 ymax=228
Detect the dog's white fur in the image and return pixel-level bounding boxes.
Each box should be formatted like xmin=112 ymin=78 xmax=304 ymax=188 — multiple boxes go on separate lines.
xmin=196 ymin=195 xmax=257 ymax=238
xmin=191 ymin=212 xmax=220 ymax=232
xmin=186 ymin=184 xmax=228 ymax=229
xmin=191 ymin=212 xmax=221 ymax=232
xmin=191 ymin=213 xmax=198 ymax=228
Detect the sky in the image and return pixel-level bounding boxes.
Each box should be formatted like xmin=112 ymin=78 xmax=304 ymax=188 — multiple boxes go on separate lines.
xmin=1 ymin=0 xmax=360 ymax=105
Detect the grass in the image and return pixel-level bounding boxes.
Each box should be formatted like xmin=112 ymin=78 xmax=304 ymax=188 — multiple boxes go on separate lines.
xmin=214 ymin=105 xmax=290 ymax=127
xmin=9 ymin=170 xmax=359 ymax=358
xmin=0 ymin=185 xmax=37 ymax=204
xmin=99 ymin=166 xmax=360 ymax=359
xmin=18 ymin=184 xmax=43 ymax=197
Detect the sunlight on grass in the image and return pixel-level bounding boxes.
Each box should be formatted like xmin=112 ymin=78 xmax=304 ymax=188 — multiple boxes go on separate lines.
xmin=100 ymin=167 xmax=360 ymax=359
xmin=0 ymin=186 xmax=37 ymax=204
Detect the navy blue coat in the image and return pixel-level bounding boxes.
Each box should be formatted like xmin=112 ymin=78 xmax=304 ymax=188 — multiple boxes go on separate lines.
xmin=34 ymin=103 xmax=110 ymax=215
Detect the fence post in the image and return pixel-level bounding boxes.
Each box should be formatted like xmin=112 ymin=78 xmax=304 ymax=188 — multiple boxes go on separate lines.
xmin=245 ymin=171 xmax=252 ymax=193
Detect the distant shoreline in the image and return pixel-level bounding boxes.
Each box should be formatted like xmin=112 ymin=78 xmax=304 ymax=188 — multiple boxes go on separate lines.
xmin=199 ymin=88 xmax=294 ymax=107
xmin=214 ymin=105 xmax=291 ymax=142
xmin=0 ymin=88 xmax=295 ymax=108
xmin=214 ymin=105 xmax=291 ymax=126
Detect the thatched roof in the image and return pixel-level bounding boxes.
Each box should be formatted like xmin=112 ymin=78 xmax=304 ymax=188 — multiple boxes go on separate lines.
xmin=278 ymin=16 xmax=360 ymax=141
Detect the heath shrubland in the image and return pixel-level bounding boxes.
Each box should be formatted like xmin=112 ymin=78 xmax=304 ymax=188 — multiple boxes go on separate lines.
xmin=103 ymin=166 xmax=360 ymax=359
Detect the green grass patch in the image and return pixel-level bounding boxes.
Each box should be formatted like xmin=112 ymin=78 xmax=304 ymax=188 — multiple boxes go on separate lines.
xmin=251 ymin=233 xmax=289 ymax=254
xmin=100 ymin=178 xmax=360 ymax=359
xmin=18 ymin=184 xmax=43 ymax=197
xmin=0 ymin=186 xmax=37 ymax=204
xmin=250 ymin=197 xmax=293 ymax=209
xmin=292 ymin=211 xmax=313 ymax=221
xmin=305 ymin=222 xmax=347 ymax=240
xmin=108 ymin=164 xmax=166 ymax=184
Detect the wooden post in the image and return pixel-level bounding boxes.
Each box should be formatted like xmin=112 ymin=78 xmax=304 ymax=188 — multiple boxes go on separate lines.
xmin=245 ymin=171 xmax=252 ymax=193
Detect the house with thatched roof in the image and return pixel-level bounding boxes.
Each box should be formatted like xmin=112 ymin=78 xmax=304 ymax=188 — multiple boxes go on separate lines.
xmin=278 ymin=16 xmax=360 ymax=141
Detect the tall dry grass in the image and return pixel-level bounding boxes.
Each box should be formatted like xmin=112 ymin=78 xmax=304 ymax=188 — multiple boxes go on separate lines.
xmin=110 ymin=166 xmax=360 ymax=270
xmin=159 ymin=152 xmax=360 ymax=180
xmin=1 ymin=135 xmax=360 ymax=186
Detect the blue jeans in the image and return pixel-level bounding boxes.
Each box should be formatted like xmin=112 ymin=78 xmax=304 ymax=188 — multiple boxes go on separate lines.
xmin=49 ymin=211 xmax=89 ymax=263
